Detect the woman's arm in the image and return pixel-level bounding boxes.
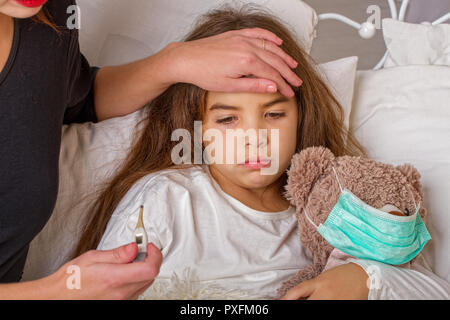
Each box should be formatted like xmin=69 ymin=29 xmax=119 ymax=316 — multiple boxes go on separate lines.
xmin=0 ymin=242 xmax=162 ymax=300
xmin=93 ymin=28 xmax=302 ymax=122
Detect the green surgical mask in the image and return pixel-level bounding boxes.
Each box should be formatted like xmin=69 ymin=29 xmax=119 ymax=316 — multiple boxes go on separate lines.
xmin=304 ymin=167 xmax=432 ymax=265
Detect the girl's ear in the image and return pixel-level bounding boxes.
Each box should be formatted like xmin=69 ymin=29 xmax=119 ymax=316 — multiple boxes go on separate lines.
xmin=285 ymin=146 xmax=335 ymax=208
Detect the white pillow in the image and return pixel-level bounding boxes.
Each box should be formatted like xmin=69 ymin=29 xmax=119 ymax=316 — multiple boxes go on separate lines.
xmin=383 ymin=18 xmax=450 ymax=67
xmin=318 ymin=56 xmax=358 ymax=131
xmin=351 ymin=65 xmax=450 ymax=281
xmin=76 ymin=0 xmax=318 ymax=66
xmin=21 ymin=57 xmax=358 ymax=281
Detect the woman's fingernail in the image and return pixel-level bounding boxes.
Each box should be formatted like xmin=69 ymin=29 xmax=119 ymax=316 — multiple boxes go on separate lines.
xmin=267 ymin=85 xmax=277 ymax=93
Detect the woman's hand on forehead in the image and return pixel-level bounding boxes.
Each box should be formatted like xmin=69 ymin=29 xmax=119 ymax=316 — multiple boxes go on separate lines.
xmin=163 ymin=27 xmax=303 ymax=98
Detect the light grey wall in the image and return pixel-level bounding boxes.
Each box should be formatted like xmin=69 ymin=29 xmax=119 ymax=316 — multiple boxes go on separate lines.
xmin=302 ymin=0 xmax=450 ymax=70
xmin=303 ymin=0 xmax=391 ymax=70
xmin=407 ymin=0 xmax=450 ymax=23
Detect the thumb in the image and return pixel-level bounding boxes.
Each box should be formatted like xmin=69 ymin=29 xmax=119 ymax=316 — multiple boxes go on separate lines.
xmin=90 ymin=242 xmax=138 ymax=265
xmin=226 ymin=78 xmax=278 ymax=94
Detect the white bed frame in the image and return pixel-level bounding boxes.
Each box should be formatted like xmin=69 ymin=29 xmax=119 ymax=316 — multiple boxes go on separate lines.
xmin=317 ymin=0 xmax=450 ymax=70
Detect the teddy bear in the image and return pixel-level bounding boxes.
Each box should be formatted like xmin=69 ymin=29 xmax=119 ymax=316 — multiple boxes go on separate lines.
xmin=277 ymin=146 xmax=430 ymax=298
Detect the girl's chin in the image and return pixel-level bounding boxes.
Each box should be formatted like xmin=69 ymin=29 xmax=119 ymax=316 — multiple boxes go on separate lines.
xmin=238 ymin=170 xmax=280 ymax=189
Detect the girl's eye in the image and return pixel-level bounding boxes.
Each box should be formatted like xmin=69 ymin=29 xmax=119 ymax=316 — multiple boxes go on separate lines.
xmin=216 ymin=116 xmax=237 ymax=124
xmin=265 ymin=112 xmax=286 ymax=119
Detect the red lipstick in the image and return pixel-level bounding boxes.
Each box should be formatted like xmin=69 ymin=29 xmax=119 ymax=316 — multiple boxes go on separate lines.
xmin=15 ymin=0 xmax=48 ymax=8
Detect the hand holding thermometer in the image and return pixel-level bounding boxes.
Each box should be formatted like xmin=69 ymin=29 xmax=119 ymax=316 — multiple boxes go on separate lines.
xmin=133 ymin=205 xmax=148 ymax=262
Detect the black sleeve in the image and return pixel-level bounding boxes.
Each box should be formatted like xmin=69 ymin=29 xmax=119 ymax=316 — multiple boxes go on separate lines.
xmin=51 ymin=0 xmax=99 ymax=124
xmin=63 ymin=55 xmax=99 ymax=124
xmin=62 ymin=29 xmax=99 ymax=125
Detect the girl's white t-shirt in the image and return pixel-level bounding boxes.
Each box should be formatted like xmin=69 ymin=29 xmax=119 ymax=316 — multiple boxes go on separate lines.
xmin=97 ymin=165 xmax=312 ymax=299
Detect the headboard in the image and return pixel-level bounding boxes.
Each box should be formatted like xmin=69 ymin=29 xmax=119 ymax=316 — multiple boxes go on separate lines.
xmin=315 ymin=0 xmax=450 ymax=69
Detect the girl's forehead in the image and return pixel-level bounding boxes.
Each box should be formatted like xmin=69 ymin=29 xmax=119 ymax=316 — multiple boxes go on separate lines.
xmin=205 ymin=91 xmax=295 ymax=109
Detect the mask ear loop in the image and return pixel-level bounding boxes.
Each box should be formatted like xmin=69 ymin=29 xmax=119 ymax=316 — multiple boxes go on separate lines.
xmin=303 ymin=166 xmax=342 ymax=230
xmin=332 ymin=166 xmax=344 ymax=193
xmin=303 ymin=207 xmax=319 ymax=229
xmin=406 ymin=184 xmax=420 ymax=215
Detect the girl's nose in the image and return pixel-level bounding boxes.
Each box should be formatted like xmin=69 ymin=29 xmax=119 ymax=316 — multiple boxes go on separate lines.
xmin=245 ymin=129 xmax=270 ymax=148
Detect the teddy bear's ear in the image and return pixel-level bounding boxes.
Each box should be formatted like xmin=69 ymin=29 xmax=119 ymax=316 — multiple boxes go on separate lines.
xmin=395 ymin=164 xmax=424 ymax=197
xmin=285 ymin=146 xmax=336 ymax=208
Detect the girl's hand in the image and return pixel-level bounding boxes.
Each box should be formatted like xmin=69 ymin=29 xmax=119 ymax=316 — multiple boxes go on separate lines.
xmin=281 ymin=263 xmax=370 ymax=300
xmin=45 ymin=242 xmax=163 ymax=300
xmin=161 ymin=28 xmax=303 ymax=98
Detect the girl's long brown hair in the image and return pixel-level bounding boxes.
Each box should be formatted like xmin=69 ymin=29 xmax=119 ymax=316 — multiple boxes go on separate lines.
xmin=33 ymin=7 xmax=59 ymax=31
xmin=74 ymin=5 xmax=366 ymax=257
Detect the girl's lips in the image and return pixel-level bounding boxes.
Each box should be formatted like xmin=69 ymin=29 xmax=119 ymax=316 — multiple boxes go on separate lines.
xmin=15 ymin=0 xmax=48 ymax=8
xmin=239 ymin=159 xmax=272 ymax=170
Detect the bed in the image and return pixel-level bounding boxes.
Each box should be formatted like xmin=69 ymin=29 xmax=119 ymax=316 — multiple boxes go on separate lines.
xmin=21 ymin=0 xmax=450 ymax=297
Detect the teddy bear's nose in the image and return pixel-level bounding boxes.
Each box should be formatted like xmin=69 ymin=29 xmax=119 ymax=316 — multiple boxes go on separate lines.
xmin=378 ymin=204 xmax=406 ymax=216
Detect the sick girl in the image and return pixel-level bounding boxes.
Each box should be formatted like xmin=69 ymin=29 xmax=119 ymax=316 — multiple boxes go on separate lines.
xmin=74 ymin=7 xmax=449 ymax=300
